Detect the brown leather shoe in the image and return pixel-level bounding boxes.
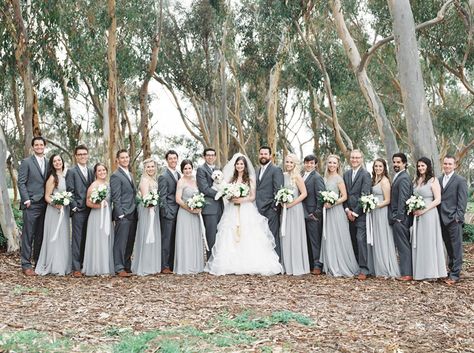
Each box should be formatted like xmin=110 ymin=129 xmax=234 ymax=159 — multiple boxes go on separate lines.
xmin=444 ymin=278 xmax=458 ymax=286
xmin=117 ymin=271 xmax=131 ymax=277
xmin=72 ymin=271 xmax=83 ymax=278
xmin=161 ymin=268 xmax=173 ymax=274
xmin=311 ymin=268 xmax=322 ymax=275
xmin=396 ymin=275 xmax=413 ymax=282
xmin=357 ymin=273 xmax=367 ymax=280
xmin=22 ymin=268 xmax=36 ymax=276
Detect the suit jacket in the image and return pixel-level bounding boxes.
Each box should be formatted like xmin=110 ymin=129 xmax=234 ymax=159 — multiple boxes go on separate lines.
xmin=196 ymin=164 xmax=222 ymax=215
xmin=66 ymin=165 xmax=94 ymax=212
xmin=256 ymin=162 xmax=284 ymax=214
xmin=388 ymin=170 xmax=413 ymax=226
xmin=158 ymin=168 xmax=180 ymax=220
xmin=302 ymin=170 xmax=325 ymax=220
xmin=18 ymin=155 xmax=48 ymax=209
xmin=438 ymin=173 xmax=468 ymax=225
xmin=110 ymin=168 xmax=137 ymax=220
xmin=343 ymin=168 xmax=372 ymax=217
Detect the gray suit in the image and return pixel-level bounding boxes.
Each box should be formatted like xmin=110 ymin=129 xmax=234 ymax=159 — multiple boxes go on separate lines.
xmin=110 ymin=168 xmax=138 ymax=273
xmin=388 ymin=170 xmax=413 ymax=276
xmin=256 ymin=162 xmax=284 ymax=259
xmin=18 ymin=155 xmax=48 ymax=269
xmin=343 ymin=168 xmax=372 ymax=275
xmin=438 ymin=173 xmax=468 ymax=281
xmin=302 ymin=170 xmax=325 ymax=270
xmin=158 ymin=169 xmax=180 ymax=270
xmin=196 ymin=164 xmax=223 ymax=257
xmin=66 ymin=165 xmax=94 ymax=271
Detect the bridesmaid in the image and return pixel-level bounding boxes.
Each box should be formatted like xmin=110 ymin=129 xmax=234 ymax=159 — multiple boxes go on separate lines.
xmin=370 ymin=158 xmax=400 ymax=278
xmin=320 ymin=155 xmax=359 ymax=277
xmin=82 ymin=163 xmax=115 ymax=276
xmin=174 ymin=159 xmax=205 ymax=275
xmin=35 ymin=154 xmax=71 ymax=275
xmin=411 ymin=157 xmax=447 ymax=281
xmin=281 ymin=154 xmax=309 ymax=275
xmin=131 ymin=158 xmax=162 ymax=276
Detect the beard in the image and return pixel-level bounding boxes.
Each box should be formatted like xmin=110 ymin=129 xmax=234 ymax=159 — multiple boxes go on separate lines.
xmin=393 ymin=165 xmax=400 ymax=173
xmin=259 ymin=157 xmax=270 ymax=165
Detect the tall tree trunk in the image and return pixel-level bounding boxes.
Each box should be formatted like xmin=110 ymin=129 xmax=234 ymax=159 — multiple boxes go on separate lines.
xmin=266 ymin=30 xmax=289 ymax=158
xmin=0 ymin=127 xmax=20 ymax=252
xmin=139 ymin=0 xmax=163 ymax=160
xmin=9 ymin=0 xmax=36 ymax=156
xmin=388 ymin=0 xmax=441 ymax=173
xmin=107 ymin=0 xmax=118 ymax=168
xmin=331 ymin=0 xmax=399 ymax=164
xmin=11 ymin=74 xmax=24 ymax=143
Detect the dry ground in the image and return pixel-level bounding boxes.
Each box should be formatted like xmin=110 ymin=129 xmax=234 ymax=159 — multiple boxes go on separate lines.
xmin=0 ymin=246 xmax=473 ymax=352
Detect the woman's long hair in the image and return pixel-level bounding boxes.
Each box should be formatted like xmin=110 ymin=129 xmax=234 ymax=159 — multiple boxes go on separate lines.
xmin=140 ymin=158 xmax=158 ymax=190
xmin=416 ymin=157 xmax=434 ymax=185
xmin=231 ymin=156 xmax=250 ymax=184
xmin=285 ymin=153 xmax=301 ymax=186
xmin=324 ymin=154 xmax=342 ymax=179
xmin=45 ymin=154 xmax=64 ymax=188
xmin=371 ymin=158 xmax=390 ymax=185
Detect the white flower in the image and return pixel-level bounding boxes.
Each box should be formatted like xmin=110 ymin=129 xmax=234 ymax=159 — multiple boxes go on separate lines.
xmin=360 ymin=194 xmax=378 ymax=213
xmin=275 ymin=187 xmax=294 ymax=206
xmin=319 ymin=190 xmax=339 ymax=205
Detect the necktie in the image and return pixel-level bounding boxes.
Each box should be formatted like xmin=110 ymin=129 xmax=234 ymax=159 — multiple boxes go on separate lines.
xmin=443 ymin=175 xmax=449 ymax=188
xmin=259 ymin=166 xmax=266 ymax=181
xmin=352 ymin=170 xmax=357 ymax=182
xmin=40 ymin=158 xmax=45 ymax=175
xmin=81 ymin=166 xmax=88 ymax=179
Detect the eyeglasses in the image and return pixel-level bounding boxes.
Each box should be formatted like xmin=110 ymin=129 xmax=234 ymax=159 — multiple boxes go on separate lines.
xmin=205 ymin=154 xmax=216 ymax=157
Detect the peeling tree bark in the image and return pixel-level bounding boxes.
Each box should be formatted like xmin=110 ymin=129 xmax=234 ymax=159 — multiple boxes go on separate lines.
xmin=107 ymin=0 xmax=118 ymax=168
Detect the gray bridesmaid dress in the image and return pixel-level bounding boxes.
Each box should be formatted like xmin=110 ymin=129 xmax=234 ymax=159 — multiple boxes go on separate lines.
xmin=320 ymin=176 xmax=359 ymax=277
xmin=174 ymin=186 xmax=205 ymax=275
xmin=82 ymin=186 xmax=115 ymax=276
xmin=131 ymin=183 xmax=162 ymax=276
xmin=35 ymin=175 xmax=71 ymax=275
xmin=412 ymin=179 xmax=447 ymax=280
xmin=281 ymin=174 xmax=310 ymax=275
xmin=371 ymin=183 xmax=400 ymax=277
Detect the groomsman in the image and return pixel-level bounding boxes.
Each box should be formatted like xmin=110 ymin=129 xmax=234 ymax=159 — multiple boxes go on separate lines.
xmin=388 ymin=152 xmax=413 ymax=281
xmin=343 ymin=149 xmax=372 ymax=280
xmin=159 ymin=150 xmax=180 ymax=273
xmin=18 ymin=136 xmax=48 ymax=275
xmin=302 ymin=154 xmax=325 ymax=275
xmin=196 ymin=147 xmax=223 ymax=257
xmin=66 ymin=145 xmax=94 ymax=277
xmin=256 ymin=146 xmax=284 ymax=259
xmin=110 ymin=149 xmax=138 ymax=277
xmin=438 ymin=155 xmax=468 ymax=285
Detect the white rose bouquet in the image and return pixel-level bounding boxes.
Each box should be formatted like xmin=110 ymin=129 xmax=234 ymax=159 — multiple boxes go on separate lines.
xmin=359 ymin=194 xmax=378 ymax=213
xmin=90 ymin=184 xmax=108 ymax=204
xmin=406 ymin=194 xmax=426 ymax=214
xmin=218 ymin=183 xmax=250 ymax=200
xmin=319 ymin=190 xmax=339 ymax=205
xmin=141 ymin=189 xmax=160 ymax=207
xmin=51 ymin=191 xmax=73 ymax=206
xmin=274 ymin=187 xmax=294 ymax=206
xmin=187 ymin=192 xmax=206 ymax=210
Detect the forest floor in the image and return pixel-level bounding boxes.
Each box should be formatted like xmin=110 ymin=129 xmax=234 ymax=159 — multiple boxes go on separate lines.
xmin=0 ymin=246 xmax=473 ymax=353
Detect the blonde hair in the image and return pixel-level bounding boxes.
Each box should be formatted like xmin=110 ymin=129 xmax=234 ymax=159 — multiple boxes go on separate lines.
xmin=285 ymin=153 xmax=301 ymax=186
xmin=324 ymin=154 xmax=342 ymax=179
xmin=140 ymin=158 xmax=158 ymax=191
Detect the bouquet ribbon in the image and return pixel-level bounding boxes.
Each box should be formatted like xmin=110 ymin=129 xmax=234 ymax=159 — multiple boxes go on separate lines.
xmin=50 ymin=206 xmax=64 ymax=243
xmin=280 ymin=204 xmax=288 ymax=237
xmin=411 ymin=215 xmax=419 ymax=249
xmin=199 ymin=213 xmax=210 ymax=251
xmin=366 ymin=212 xmax=374 ymax=246
xmin=145 ymin=207 xmax=155 ymax=244
xmin=322 ymin=207 xmax=327 ymax=239
xmin=100 ymin=200 xmax=111 ymax=236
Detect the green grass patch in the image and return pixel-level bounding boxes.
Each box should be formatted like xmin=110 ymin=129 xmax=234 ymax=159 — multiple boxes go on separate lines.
xmin=0 ymin=330 xmax=71 ymax=353
xmin=11 ymin=285 xmax=50 ymax=296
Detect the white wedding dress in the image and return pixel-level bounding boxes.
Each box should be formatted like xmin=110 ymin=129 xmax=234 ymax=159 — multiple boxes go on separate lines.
xmin=205 ymin=188 xmax=283 ymax=276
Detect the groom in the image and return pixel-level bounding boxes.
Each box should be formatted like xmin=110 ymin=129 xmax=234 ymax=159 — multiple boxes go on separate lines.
xmin=256 ymin=146 xmax=284 ymax=259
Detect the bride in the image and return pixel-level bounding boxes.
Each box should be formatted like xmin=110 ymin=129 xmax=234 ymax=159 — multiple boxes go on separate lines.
xmin=205 ymin=153 xmax=282 ymax=275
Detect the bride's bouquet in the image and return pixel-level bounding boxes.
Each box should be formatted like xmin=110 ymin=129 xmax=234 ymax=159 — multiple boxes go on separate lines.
xmin=217 ymin=183 xmax=250 ymax=201
xmin=187 ymin=192 xmax=206 ymax=210
xmin=406 ymin=194 xmax=425 ymax=214
xmin=90 ymin=184 xmax=108 ymax=204
xmin=51 ymin=191 xmax=73 ymax=206
xmin=141 ymin=189 xmax=160 ymax=207
xmin=319 ymin=190 xmax=339 ymax=205
xmin=275 ymin=187 xmax=294 ymax=206
xmin=359 ymin=194 xmax=378 ymax=213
